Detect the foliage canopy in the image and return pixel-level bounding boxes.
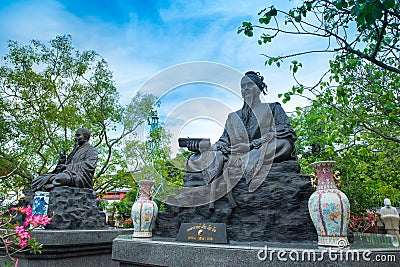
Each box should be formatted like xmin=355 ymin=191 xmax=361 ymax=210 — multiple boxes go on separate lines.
xmin=239 ymin=0 xmax=400 ymax=210
xmin=0 ymin=35 xmax=156 ymax=194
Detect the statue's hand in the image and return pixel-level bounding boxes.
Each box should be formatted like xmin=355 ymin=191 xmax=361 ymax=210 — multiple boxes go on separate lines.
xmin=230 ymin=143 xmax=250 ymax=154
xmin=214 ymin=142 xmax=228 ymax=153
xmin=187 ymin=139 xmax=210 ymax=152
xmin=58 ymin=150 xmax=66 ymax=164
xmin=57 ymin=164 xmax=67 ymax=171
xmin=52 ymin=175 xmax=72 ymax=186
xmin=220 ymin=146 xmax=229 ymax=153
xmin=51 ymin=163 xmax=67 ymax=174
xmin=58 ymin=164 xmax=67 ymax=170
xmin=187 ymin=140 xmax=198 ymax=152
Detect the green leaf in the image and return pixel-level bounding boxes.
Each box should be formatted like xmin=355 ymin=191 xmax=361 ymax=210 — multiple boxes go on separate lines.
xmin=269 ymin=7 xmax=277 ymax=16
xmin=283 ymin=92 xmax=291 ymax=102
xmin=296 ymin=86 xmax=304 ymax=94
xmin=3 ymin=261 xmax=14 ymax=267
xmin=384 ymin=0 xmax=396 ymax=9
xmin=258 ymin=8 xmax=266 ymax=16
xmin=305 ymin=2 xmax=312 ymax=11
xmin=350 ymin=4 xmax=360 ymax=16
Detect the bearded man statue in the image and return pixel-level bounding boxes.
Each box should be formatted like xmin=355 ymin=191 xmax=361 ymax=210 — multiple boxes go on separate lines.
xmin=167 ymin=71 xmax=297 ymax=208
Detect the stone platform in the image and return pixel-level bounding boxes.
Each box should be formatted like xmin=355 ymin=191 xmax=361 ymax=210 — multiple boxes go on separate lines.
xmin=112 ymin=234 xmax=400 ymax=267
xmin=155 ymin=161 xmax=317 ymax=242
xmin=13 ymin=228 xmax=133 ymax=267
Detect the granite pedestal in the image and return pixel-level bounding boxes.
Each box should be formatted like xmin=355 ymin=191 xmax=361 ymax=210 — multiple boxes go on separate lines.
xmin=14 ymin=228 xmax=133 ymax=267
xmin=112 ymin=233 xmax=400 ymax=267
xmin=156 ymin=161 xmax=317 ymax=242
xmin=23 ymin=187 xmax=107 ymax=229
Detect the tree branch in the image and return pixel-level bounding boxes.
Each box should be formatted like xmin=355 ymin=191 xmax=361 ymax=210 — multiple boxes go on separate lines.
xmin=262 ymin=49 xmax=336 ymax=60
xmin=360 ymin=122 xmax=400 ymax=143
xmin=372 ymin=11 xmax=388 ymax=59
xmin=344 ymin=46 xmax=400 ymax=74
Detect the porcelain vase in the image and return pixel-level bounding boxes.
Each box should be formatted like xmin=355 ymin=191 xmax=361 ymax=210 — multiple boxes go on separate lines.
xmin=131 ymin=180 xmax=158 ymax=238
xmin=32 ymin=191 xmax=50 ymax=216
xmin=308 ymin=161 xmax=350 ymax=247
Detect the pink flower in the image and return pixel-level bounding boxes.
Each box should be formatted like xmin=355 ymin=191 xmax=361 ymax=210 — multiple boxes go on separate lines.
xmin=14 ymin=225 xmax=25 ymax=234
xmin=18 ymin=205 xmax=32 ymax=216
xmin=5 ymin=239 xmax=12 ymax=248
xmin=18 ymin=231 xmax=32 ymax=239
xmin=23 ymin=216 xmax=34 ymax=227
xmin=10 ymin=205 xmax=33 ymax=217
xmin=14 ymin=225 xmax=32 ymax=240
xmin=25 ymin=205 xmax=32 ymax=217
xmin=22 ymin=214 xmax=51 ymax=228
xmin=18 ymin=239 xmax=28 ymax=248
xmin=40 ymin=215 xmax=51 ymax=226
xmin=6 ymin=206 xmax=52 ymax=252
xmin=32 ymin=215 xmax=43 ymax=227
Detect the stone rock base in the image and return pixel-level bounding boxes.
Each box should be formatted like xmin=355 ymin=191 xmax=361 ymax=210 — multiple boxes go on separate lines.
xmin=155 ymin=161 xmax=317 ymax=242
xmin=24 ymin=186 xmax=107 ymax=229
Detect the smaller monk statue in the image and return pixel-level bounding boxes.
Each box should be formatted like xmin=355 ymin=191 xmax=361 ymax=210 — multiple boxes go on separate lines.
xmin=31 ymin=128 xmax=98 ymax=191
xmin=380 ymin=198 xmax=399 ymax=236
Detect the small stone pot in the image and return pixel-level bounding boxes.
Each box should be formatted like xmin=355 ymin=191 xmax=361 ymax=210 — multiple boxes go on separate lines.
xmin=308 ymin=161 xmax=350 ymax=247
xmin=131 ymin=180 xmax=158 ymax=238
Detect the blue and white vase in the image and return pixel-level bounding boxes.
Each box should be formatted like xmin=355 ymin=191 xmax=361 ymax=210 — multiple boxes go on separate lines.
xmin=308 ymin=161 xmax=350 ymax=247
xmin=131 ymin=180 xmax=158 ymax=238
xmin=32 ymin=191 xmax=50 ymax=217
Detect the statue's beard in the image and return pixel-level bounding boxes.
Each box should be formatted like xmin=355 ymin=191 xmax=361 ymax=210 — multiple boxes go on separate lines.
xmin=242 ymin=94 xmax=253 ymax=126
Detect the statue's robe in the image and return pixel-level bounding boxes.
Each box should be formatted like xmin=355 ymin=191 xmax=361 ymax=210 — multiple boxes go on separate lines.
xmin=31 ymin=143 xmax=98 ymax=191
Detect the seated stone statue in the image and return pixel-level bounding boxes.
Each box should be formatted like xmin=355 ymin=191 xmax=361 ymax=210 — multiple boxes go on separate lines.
xmin=166 ymin=71 xmax=297 ymax=208
xmin=31 ymin=128 xmax=98 ymax=191
xmin=380 ymin=198 xmax=399 ymax=236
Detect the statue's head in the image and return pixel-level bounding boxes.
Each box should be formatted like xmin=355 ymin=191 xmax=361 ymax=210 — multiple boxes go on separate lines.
xmin=76 ymin=128 xmax=91 ymax=142
xmin=240 ymin=71 xmax=267 ymax=98
xmin=384 ymin=198 xmax=391 ymax=207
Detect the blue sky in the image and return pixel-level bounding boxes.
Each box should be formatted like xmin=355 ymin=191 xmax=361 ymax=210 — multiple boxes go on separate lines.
xmin=0 ymin=0 xmax=332 ymax=153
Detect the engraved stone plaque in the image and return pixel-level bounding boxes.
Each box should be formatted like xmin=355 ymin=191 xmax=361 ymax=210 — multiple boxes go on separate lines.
xmin=176 ymin=223 xmax=228 ymax=244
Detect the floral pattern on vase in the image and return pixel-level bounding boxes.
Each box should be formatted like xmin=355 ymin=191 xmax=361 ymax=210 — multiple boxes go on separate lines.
xmin=308 ymin=161 xmax=350 ymax=247
xmin=131 ymin=180 xmax=158 ymax=238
